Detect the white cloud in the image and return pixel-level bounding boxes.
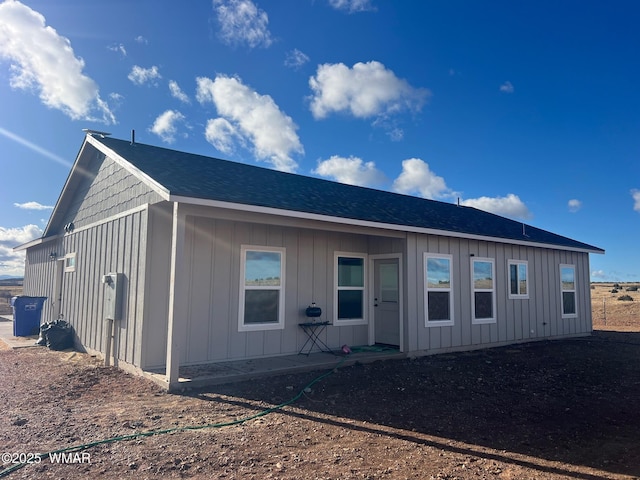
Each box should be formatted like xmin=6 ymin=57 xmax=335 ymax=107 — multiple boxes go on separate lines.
xmin=632 ymin=189 xmax=640 ymax=212
xmin=309 ymin=61 xmax=430 ymax=120
xmin=108 ymin=92 xmax=124 ymax=110
xmin=169 ymin=80 xmax=190 ymax=103
xmin=328 ymin=0 xmax=376 ymax=13
xmin=214 ymin=0 xmax=272 ymax=48
xmin=372 ymin=116 xmax=404 ymax=141
xmin=134 ymin=35 xmax=148 ymax=44
xmin=0 ymin=0 xmax=115 ymax=123
xmin=149 ymin=110 xmax=186 ymax=143
xmin=591 ymin=269 xmax=607 ymax=280
xmin=13 ymin=201 xmax=53 ymax=210
xmin=500 ymin=81 xmax=514 ymax=93
xmin=568 ymin=199 xmax=582 ymax=213
xmin=386 ymin=128 xmax=404 ymax=142
xmin=461 ymin=194 xmax=532 ymax=220
xmin=392 ymin=158 xmax=450 ymax=199
xmin=204 ymin=117 xmax=243 ymax=154
xmin=284 ymin=48 xmax=309 ymax=69
xmin=0 ymin=224 xmax=42 ymax=244
xmin=196 ymin=75 xmax=303 ymax=172
xmin=0 ymin=224 xmax=42 ymax=277
xmin=128 ymin=65 xmax=161 ymax=86
xmin=107 ymin=43 xmax=126 ymax=56
xmin=313 ymin=155 xmax=386 ymax=186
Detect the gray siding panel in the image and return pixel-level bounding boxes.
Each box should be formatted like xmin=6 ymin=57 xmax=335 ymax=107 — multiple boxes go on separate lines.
xmin=141 ymin=203 xmax=172 ymax=369
xmin=411 ymin=236 xmax=593 ymax=354
xmin=23 ymin=242 xmax=60 ymax=322
xmin=24 ymin=207 xmax=149 ymax=367
xmin=177 ymin=215 xmax=378 ymax=365
xmin=26 ymin=197 xmax=596 ymax=371
xmin=53 ymin=150 xmax=163 ymax=233
xmin=209 ymin=219 xmax=232 ymax=361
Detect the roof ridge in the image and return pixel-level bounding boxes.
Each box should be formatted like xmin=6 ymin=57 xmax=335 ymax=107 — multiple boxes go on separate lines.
xmin=89 ymin=135 xmax=604 ymax=254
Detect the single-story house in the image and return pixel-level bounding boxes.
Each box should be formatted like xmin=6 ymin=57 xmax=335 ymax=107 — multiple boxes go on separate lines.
xmin=16 ymin=133 xmax=604 ymax=389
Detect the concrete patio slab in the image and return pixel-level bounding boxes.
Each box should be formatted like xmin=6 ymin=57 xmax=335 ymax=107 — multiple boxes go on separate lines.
xmin=0 ymin=315 xmax=40 ymax=349
xmin=2 ymin=314 xmax=405 ymax=389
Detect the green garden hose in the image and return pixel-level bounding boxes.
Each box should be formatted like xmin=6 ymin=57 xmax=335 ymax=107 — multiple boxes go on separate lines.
xmin=0 ymin=357 xmax=347 ymax=478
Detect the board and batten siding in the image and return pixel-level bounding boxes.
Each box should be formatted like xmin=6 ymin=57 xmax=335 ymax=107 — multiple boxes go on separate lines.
xmin=23 ymin=240 xmax=63 ymax=323
xmin=157 ymin=215 xmax=399 ymax=366
xmin=140 ymin=202 xmax=173 ymax=369
xmin=405 ymin=232 xmax=593 ymax=354
xmin=25 ymin=207 xmax=150 ymax=368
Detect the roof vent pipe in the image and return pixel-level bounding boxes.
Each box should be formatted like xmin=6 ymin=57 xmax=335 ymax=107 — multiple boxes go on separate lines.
xmin=131 ymin=129 xmax=135 ymax=145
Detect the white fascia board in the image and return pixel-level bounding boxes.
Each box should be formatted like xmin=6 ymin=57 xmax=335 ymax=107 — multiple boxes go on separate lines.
xmin=15 ymin=204 xmax=149 ymax=252
xmin=86 ymin=135 xmax=171 ymax=201
xmin=169 ymin=194 xmax=604 ymax=255
xmin=42 ymin=139 xmax=93 ymax=237
xmin=13 ymin=234 xmax=60 ymax=252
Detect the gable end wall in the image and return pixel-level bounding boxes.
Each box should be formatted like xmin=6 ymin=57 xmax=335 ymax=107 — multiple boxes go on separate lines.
xmin=52 ymin=150 xmax=164 ymax=233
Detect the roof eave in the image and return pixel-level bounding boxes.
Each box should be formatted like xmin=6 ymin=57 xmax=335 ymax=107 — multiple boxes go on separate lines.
xmin=169 ymin=194 xmax=605 ymax=254
xmin=42 ymin=138 xmax=93 ymax=237
xmin=42 ymin=134 xmax=171 ymax=238
xmin=13 ymin=234 xmax=60 ymax=252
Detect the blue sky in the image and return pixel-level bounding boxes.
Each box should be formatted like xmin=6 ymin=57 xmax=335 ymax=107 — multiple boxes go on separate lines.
xmin=0 ymin=0 xmax=638 ymax=280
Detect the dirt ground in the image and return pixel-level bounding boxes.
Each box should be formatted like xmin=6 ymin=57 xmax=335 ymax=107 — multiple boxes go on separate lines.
xmin=1 ymin=285 xmax=640 ymax=479
xmin=0 ymin=283 xmax=22 ymax=316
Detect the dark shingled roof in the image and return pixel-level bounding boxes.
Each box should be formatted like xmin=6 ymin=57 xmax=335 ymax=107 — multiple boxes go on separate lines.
xmin=95 ymin=136 xmax=603 ymax=253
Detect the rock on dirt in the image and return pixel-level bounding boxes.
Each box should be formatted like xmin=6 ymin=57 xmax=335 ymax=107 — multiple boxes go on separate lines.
xmin=1 ymin=330 xmax=640 ymax=479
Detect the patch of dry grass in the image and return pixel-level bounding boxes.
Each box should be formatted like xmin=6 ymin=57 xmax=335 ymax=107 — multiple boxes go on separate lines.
xmin=591 ymin=282 xmax=640 ymax=331
xmin=0 ymin=284 xmax=22 ymax=316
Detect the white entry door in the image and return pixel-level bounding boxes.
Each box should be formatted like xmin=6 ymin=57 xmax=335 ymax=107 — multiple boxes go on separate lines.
xmin=373 ymin=258 xmax=400 ymax=346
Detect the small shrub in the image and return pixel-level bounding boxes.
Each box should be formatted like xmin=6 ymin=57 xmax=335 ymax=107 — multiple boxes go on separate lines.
xmin=618 ymin=295 xmax=634 ymax=302
xmin=626 ymin=286 xmax=638 ymax=292
xmin=611 ymin=289 xmax=618 ymax=294
xmin=614 ymin=283 xmax=622 ymax=289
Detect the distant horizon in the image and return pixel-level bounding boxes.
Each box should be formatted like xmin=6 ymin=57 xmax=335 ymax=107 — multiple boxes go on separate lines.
xmin=1 ymin=1 xmax=639 ymax=281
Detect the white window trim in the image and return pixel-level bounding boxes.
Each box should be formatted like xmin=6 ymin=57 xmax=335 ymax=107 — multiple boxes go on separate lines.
xmin=238 ymin=245 xmax=286 ymax=332
xmin=508 ymin=260 xmax=529 ymax=299
xmin=334 ymin=252 xmax=367 ymax=326
xmin=64 ymin=253 xmax=76 ymax=273
xmin=560 ymin=263 xmax=578 ymax=319
xmin=471 ymin=257 xmax=496 ymax=324
xmin=424 ymin=253 xmax=454 ymax=327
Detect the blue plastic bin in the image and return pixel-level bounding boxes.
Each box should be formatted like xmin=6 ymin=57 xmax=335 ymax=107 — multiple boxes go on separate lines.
xmin=11 ymin=296 xmax=47 ymax=337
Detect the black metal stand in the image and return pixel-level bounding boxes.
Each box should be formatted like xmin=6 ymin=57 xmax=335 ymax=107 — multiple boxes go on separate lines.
xmin=298 ymin=321 xmax=333 ymax=355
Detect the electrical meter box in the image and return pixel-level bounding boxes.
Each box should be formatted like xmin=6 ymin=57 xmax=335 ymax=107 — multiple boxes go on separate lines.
xmin=102 ymin=273 xmax=123 ymax=321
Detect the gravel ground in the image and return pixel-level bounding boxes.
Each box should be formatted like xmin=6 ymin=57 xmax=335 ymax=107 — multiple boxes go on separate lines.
xmin=1 ymin=330 xmax=640 ymax=479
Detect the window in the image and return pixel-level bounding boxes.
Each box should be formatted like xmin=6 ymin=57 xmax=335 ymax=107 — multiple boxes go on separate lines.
xmin=64 ymin=253 xmax=76 ymax=273
xmin=379 ymin=264 xmax=399 ymax=303
xmin=508 ymin=260 xmax=528 ymax=299
xmin=472 ymin=258 xmax=496 ymax=323
xmin=560 ymin=264 xmax=577 ymax=318
xmin=239 ymin=246 xmax=285 ymax=331
xmin=335 ymin=253 xmax=366 ymax=325
xmin=424 ymin=253 xmax=454 ymax=326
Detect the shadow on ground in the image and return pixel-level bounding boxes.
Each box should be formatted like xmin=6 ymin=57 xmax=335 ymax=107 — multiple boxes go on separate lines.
xmin=190 ymin=331 xmax=640 ymax=478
